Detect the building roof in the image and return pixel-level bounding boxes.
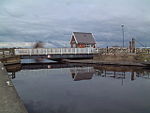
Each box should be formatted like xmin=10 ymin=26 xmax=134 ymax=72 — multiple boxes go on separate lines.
xmin=72 ymin=32 xmax=96 ymax=44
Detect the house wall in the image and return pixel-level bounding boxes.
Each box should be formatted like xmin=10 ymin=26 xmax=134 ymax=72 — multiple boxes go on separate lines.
xmin=71 ymin=44 xmax=95 ymax=48
xmin=71 ymin=43 xmax=77 ymax=48
xmin=77 ymin=44 xmax=86 ymax=48
xmin=70 ymin=36 xmax=76 ymax=48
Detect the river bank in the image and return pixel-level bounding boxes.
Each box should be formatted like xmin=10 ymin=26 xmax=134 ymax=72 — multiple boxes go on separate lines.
xmin=0 ymin=62 xmax=28 ymax=113
xmin=63 ymin=59 xmax=150 ymax=67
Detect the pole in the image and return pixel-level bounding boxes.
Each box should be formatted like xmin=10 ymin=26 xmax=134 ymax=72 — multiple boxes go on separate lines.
xmin=121 ymin=24 xmax=124 ymax=47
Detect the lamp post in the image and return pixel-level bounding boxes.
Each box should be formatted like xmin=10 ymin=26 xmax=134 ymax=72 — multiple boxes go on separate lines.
xmin=121 ymin=24 xmax=125 ymax=47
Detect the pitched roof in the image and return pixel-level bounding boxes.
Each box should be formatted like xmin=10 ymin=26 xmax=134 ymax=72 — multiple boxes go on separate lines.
xmin=73 ymin=32 xmax=95 ymax=44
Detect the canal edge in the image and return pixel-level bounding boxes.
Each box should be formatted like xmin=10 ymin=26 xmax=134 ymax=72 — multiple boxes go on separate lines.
xmin=0 ymin=62 xmax=28 ymax=113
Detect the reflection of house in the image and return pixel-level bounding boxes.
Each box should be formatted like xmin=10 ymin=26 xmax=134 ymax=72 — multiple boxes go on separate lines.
xmin=70 ymin=32 xmax=96 ymax=48
xmin=70 ymin=67 xmax=95 ymax=81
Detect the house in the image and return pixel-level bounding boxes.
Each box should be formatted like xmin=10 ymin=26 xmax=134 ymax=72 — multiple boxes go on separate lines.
xmin=70 ymin=32 xmax=96 ymax=48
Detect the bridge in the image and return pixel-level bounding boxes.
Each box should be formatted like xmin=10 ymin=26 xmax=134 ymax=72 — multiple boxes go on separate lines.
xmin=1 ymin=47 xmax=150 ymax=63
xmin=14 ymin=48 xmax=96 ymax=60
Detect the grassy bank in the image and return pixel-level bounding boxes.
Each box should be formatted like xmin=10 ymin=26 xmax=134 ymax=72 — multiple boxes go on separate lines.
xmin=94 ymin=53 xmax=150 ymax=63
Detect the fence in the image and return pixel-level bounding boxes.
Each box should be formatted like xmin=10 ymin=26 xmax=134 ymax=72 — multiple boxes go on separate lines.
xmin=0 ymin=48 xmax=15 ymax=59
xmin=136 ymin=48 xmax=150 ymax=54
xmin=95 ymin=48 xmax=131 ymax=55
xmin=95 ymin=48 xmax=150 ymax=55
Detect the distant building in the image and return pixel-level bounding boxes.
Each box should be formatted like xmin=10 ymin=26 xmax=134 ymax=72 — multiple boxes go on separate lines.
xmin=70 ymin=32 xmax=96 ymax=48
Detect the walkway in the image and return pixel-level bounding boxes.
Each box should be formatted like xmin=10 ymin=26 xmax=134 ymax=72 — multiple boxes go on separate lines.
xmin=0 ymin=62 xmax=28 ymax=113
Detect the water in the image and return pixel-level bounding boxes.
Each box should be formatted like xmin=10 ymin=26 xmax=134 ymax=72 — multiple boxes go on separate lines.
xmin=9 ymin=64 xmax=150 ymax=113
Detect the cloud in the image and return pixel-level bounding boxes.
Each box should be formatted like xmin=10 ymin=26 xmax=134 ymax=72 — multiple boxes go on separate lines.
xmin=0 ymin=0 xmax=150 ymax=47
xmin=0 ymin=40 xmax=70 ymax=48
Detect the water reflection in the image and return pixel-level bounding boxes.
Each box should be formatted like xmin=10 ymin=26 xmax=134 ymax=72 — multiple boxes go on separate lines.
xmin=6 ymin=63 xmax=150 ymax=83
xmin=8 ymin=63 xmax=150 ymax=113
xmin=94 ymin=66 xmax=150 ymax=80
xmin=70 ymin=67 xmax=95 ymax=81
xmin=6 ymin=64 xmax=22 ymax=79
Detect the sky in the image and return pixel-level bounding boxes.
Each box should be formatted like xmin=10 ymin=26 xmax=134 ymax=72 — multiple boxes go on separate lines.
xmin=0 ymin=0 xmax=150 ymax=47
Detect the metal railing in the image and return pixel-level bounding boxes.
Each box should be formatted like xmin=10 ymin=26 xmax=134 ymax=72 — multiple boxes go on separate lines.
xmin=4 ymin=47 xmax=150 ymax=56
xmin=14 ymin=48 xmax=95 ymax=55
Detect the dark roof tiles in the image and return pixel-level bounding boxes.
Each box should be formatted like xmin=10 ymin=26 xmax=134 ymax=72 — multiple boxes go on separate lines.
xmin=73 ymin=32 xmax=96 ymax=44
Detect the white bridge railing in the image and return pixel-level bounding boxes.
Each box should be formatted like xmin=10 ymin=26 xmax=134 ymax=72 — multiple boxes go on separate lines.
xmin=14 ymin=48 xmax=95 ymax=55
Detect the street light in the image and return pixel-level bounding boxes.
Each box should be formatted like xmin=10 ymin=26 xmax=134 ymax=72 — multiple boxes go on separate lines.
xmin=121 ymin=24 xmax=125 ymax=47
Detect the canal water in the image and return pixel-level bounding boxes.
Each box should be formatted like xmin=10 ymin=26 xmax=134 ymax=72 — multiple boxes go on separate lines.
xmin=8 ymin=63 xmax=150 ymax=113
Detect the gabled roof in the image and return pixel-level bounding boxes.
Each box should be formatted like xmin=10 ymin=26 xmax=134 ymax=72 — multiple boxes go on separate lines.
xmin=72 ymin=32 xmax=96 ymax=44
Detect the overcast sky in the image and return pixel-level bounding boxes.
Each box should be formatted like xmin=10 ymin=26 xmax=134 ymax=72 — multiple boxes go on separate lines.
xmin=0 ymin=0 xmax=150 ymax=47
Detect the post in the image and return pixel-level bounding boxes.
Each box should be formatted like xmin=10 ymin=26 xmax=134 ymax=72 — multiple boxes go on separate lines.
xmin=106 ymin=46 xmax=108 ymax=54
xmin=129 ymin=41 xmax=132 ymax=53
xmin=121 ymin=24 xmax=125 ymax=48
xmin=132 ymin=38 xmax=135 ymax=53
xmin=2 ymin=49 xmax=4 ymax=58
